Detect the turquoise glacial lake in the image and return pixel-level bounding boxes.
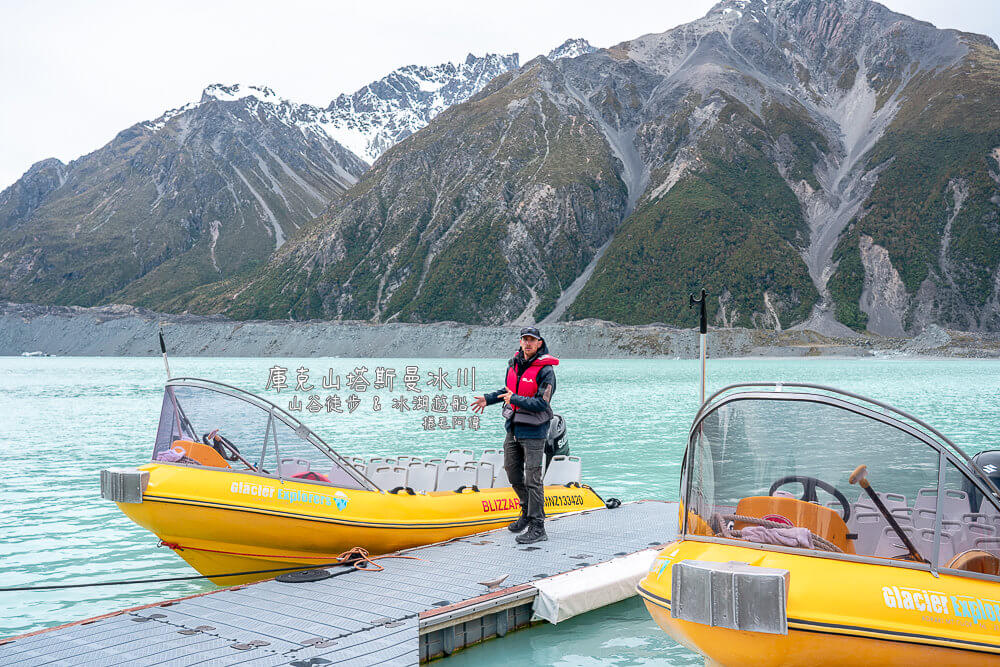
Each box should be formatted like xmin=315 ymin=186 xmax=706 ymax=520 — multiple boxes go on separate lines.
xmin=3 ymin=356 xmax=1000 ymax=664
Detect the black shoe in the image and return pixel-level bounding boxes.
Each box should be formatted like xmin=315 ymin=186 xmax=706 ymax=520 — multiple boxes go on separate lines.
xmin=507 ymin=515 xmax=530 ymax=533
xmin=515 ymin=523 xmax=548 ymax=544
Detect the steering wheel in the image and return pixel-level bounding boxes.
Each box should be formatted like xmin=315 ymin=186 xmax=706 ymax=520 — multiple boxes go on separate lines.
xmin=768 ymin=475 xmax=851 ymax=523
xmin=202 ymin=429 xmax=241 ymax=462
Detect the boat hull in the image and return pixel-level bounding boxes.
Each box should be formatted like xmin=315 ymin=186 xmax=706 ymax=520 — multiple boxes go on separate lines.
xmin=119 ymin=463 xmax=605 ymax=583
xmin=638 ymin=540 xmax=1000 ymax=666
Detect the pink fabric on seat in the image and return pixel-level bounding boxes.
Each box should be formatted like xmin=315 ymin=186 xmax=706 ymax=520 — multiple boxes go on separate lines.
xmin=157 ymin=446 xmax=185 ymax=462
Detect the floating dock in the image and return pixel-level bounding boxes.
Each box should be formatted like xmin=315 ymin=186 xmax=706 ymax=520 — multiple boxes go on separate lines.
xmin=0 ymin=500 xmax=678 ymax=666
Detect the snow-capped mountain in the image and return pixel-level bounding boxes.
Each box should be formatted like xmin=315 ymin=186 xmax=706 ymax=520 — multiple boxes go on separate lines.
xmin=0 ymin=40 xmax=600 ymax=311
xmin=320 ymin=53 xmax=520 ymax=163
xmin=547 ymin=38 xmax=597 ymax=60
xmin=318 ymin=43 xmax=598 ymax=163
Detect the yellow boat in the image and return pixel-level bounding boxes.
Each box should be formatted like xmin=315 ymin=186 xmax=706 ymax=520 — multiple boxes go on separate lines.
xmin=637 ymin=383 xmax=1000 ymax=665
xmin=101 ymin=377 xmax=605 ymax=583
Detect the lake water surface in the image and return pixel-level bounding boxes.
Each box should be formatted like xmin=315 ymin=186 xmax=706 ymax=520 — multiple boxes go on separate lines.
xmin=3 ymin=356 xmax=999 ymax=663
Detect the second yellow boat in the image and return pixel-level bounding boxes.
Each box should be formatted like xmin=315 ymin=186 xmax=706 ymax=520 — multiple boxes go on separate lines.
xmin=638 ymin=382 xmax=1000 ymax=665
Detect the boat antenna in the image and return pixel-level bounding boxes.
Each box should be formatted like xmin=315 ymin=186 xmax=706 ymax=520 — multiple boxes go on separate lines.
xmin=158 ymin=325 xmax=172 ymax=380
xmin=689 ymin=289 xmax=708 ymax=405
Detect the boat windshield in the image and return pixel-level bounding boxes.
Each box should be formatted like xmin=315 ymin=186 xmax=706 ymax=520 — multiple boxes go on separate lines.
xmin=684 ymin=390 xmax=1000 ymax=574
xmin=151 ymin=379 xmax=373 ymax=491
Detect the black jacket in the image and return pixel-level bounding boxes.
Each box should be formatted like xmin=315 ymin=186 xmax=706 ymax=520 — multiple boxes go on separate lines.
xmin=484 ymin=341 xmax=557 ymax=439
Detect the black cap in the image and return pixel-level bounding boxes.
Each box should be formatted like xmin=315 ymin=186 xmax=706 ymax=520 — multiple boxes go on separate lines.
xmin=519 ymin=326 xmax=542 ymax=339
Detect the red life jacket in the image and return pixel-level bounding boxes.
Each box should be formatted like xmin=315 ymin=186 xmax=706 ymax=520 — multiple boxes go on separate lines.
xmin=505 ymin=354 xmax=559 ymax=412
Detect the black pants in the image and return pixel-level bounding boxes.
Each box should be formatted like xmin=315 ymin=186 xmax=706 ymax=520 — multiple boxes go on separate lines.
xmin=504 ymin=432 xmax=545 ymax=524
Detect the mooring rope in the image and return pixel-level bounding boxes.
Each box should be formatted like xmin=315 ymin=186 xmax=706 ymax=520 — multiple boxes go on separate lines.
xmin=159 ymin=542 xmax=421 ymax=572
xmin=0 ymin=544 xmax=421 ymax=592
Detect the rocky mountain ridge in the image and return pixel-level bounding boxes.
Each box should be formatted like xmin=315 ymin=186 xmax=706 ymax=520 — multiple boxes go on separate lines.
xmin=0 ymin=83 xmax=368 ymax=309
xmin=193 ymin=0 xmax=998 ymax=336
xmin=0 ymin=43 xmax=597 ymax=312
xmin=4 ymin=2 xmax=999 ymax=337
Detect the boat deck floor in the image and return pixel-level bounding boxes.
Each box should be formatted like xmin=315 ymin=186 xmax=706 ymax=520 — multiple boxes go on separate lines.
xmin=1 ymin=500 xmax=678 ymax=666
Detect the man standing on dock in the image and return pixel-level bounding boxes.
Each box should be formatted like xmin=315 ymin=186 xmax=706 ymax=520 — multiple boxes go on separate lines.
xmin=472 ymin=326 xmax=558 ymax=544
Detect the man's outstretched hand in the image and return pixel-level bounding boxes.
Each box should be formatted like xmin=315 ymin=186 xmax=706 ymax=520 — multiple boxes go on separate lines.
xmin=472 ymin=391 xmax=512 ymax=413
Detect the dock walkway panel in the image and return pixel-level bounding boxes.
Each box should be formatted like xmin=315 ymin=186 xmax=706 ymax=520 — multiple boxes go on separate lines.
xmin=1 ymin=500 xmax=679 ymax=666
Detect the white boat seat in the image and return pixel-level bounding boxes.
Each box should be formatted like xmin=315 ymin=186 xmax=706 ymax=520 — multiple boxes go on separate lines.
xmin=890 ymin=507 xmax=913 ymax=527
xmin=463 ymin=462 xmax=479 ymax=485
xmin=854 ymin=493 xmax=877 ymax=513
xmin=957 ymin=521 xmax=997 ymax=553
xmin=479 ymin=449 xmax=503 ymax=468
xmin=278 ymin=458 xmax=310 ymax=477
xmin=328 ymin=464 xmax=360 ymax=488
xmin=850 ymin=512 xmax=885 ymax=556
xmin=942 ymin=519 xmax=962 ymax=538
xmin=475 ymin=461 xmax=494 ymax=489
xmin=914 ymin=488 xmax=938 ymax=512
xmin=979 ymin=501 xmax=1000 ymax=520
xmin=480 ymin=449 xmax=508 ymax=487
xmin=543 ymin=455 xmax=582 ymax=485
xmin=880 ymin=493 xmax=907 ymax=511
xmin=435 ymin=464 xmax=458 ymax=491
xmin=941 ymin=489 xmax=971 ymax=517
xmin=917 ymin=528 xmax=957 ymax=564
xmin=850 ymin=502 xmax=876 ymax=523
xmin=494 ymin=470 xmax=510 ymax=488
xmin=445 ymin=449 xmax=475 ymax=466
xmin=365 ymin=457 xmax=387 ymax=477
xmin=438 ymin=464 xmax=476 ymax=491
xmin=914 ymin=508 xmax=937 ymax=530
xmin=406 ymin=462 xmax=436 ymax=493
xmin=913 ymin=488 xmax=970 ymax=518
xmin=874 ymin=525 xmax=917 ymax=558
xmin=973 ymin=536 xmax=1000 ymax=556
xmin=370 ymin=465 xmax=407 ymax=490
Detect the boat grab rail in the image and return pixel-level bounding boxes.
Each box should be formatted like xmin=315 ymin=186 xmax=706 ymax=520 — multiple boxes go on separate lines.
xmin=694 ymin=382 xmax=974 ymax=468
xmin=164 ymin=377 xmax=380 ymax=492
xmin=686 ymin=382 xmax=1000 ymax=521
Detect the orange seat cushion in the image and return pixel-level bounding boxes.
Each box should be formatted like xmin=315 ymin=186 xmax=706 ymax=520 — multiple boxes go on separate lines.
xmin=171 ymin=440 xmax=231 ymax=469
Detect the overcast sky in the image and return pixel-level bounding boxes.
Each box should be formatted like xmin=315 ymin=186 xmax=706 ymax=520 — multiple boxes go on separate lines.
xmin=1 ymin=0 xmax=997 ymax=189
